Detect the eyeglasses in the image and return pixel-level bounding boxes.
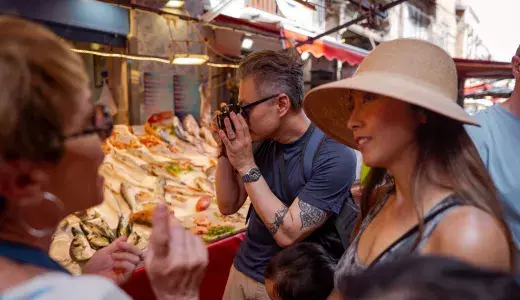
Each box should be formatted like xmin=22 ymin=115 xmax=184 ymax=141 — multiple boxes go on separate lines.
xmin=239 ymin=94 xmax=280 ymax=120
xmin=63 ymin=104 xmax=113 ymax=141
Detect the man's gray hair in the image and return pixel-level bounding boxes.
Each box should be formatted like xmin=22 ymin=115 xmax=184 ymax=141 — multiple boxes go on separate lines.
xmin=237 ymin=49 xmax=305 ymax=109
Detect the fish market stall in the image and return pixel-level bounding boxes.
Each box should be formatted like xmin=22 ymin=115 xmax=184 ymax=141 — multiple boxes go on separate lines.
xmin=49 ymin=110 xmax=250 ymax=298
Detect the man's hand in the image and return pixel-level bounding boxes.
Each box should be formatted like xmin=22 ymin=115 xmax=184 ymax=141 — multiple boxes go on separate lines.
xmin=145 ymin=204 xmax=208 ymax=300
xmin=83 ymin=237 xmax=143 ymax=285
xmin=210 ymin=111 xmax=223 ymax=149
xmin=218 ymin=112 xmax=256 ymax=175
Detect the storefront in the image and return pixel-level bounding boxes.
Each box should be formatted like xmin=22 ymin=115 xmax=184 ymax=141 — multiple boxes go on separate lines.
xmin=0 ymin=0 xmax=130 ymax=117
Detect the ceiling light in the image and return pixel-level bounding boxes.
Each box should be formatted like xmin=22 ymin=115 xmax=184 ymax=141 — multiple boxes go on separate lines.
xmin=301 ymin=51 xmax=310 ymax=60
xmin=241 ymin=38 xmax=253 ymax=49
xmin=165 ymin=0 xmax=184 ymax=8
xmin=171 ymin=54 xmax=209 ymax=65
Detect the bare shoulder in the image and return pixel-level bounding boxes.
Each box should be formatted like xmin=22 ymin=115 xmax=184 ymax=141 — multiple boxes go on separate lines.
xmin=426 ymin=205 xmax=511 ymax=271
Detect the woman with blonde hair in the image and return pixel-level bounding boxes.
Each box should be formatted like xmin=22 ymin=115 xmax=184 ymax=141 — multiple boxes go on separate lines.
xmin=0 ymin=16 xmax=207 ymax=299
xmin=303 ymin=39 xmax=515 ymax=292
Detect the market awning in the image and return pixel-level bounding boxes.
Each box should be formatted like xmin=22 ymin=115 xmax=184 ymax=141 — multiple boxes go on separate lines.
xmin=453 ymin=58 xmax=513 ymax=80
xmin=282 ymin=29 xmax=367 ymax=66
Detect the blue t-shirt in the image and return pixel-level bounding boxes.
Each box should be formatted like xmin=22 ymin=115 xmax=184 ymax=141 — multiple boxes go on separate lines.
xmin=234 ymin=125 xmax=357 ymax=283
xmin=465 ymin=105 xmax=520 ymax=248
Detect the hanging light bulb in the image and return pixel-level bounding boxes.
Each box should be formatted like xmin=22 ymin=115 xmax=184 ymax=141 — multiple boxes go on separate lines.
xmin=165 ymin=0 xmax=185 ymax=8
xmin=301 ymin=51 xmax=310 ymax=60
xmin=241 ymin=38 xmax=254 ymax=50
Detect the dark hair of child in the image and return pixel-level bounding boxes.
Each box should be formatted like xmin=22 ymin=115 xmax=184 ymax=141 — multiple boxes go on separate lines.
xmin=264 ymin=242 xmax=337 ymax=300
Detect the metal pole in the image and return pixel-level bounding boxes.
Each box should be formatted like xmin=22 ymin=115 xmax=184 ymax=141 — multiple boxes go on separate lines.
xmin=95 ymin=0 xmax=287 ymax=41
xmin=293 ymin=0 xmax=409 ymax=48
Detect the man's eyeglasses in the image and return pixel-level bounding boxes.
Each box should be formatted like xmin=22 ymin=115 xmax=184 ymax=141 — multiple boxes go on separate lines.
xmin=239 ymin=94 xmax=280 ymax=120
xmin=63 ymin=104 xmax=114 ymax=141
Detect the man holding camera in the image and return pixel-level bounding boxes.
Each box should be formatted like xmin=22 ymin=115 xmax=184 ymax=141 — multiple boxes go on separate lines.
xmin=214 ymin=49 xmax=358 ymax=300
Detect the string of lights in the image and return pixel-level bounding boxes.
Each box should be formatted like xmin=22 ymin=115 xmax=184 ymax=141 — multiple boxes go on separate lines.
xmin=70 ymin=48 xmax=239 ymax=68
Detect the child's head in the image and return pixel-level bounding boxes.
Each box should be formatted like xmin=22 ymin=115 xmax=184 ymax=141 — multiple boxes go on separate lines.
xmin=264 ymin=242 xmax=336 ymax=300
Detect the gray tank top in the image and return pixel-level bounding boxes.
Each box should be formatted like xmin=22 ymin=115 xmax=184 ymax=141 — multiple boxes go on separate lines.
xmin=334 ymin=193 xmax=466 ymax=286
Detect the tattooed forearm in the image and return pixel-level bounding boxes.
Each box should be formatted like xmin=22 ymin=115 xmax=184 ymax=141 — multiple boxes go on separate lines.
xmin=266 ymin=206 xmax=289 ymax=235
xmin=299 ymin=201 xmax=327 ymax=229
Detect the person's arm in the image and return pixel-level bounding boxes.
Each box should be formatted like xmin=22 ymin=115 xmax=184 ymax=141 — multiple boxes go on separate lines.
xmin=220 ymin=113 xmax=357 ymax=247
xmin=215 ymin=156 xmax=248 ymax=215
xmin=424 ymin=206 xmax=511 ymax=272
xmin=242 ymin=182 xmax=329 ymax=248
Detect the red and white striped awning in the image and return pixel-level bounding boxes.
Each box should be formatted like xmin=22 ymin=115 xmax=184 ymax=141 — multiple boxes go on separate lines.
xmin=281 ymin=28 xmax=367 ymax=66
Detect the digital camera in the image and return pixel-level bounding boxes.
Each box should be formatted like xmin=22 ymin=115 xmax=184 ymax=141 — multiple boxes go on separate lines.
xmin=216 ymin=103 xmax=243 ymax=131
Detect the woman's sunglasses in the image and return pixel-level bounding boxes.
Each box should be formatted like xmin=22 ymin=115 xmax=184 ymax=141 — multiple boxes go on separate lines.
xmin=63 ymin=104 xmax=114 ymax=141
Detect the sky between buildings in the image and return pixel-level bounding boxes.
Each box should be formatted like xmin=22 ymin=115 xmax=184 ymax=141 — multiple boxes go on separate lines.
xmin=469 ymin=0 xmax=519 ymax=62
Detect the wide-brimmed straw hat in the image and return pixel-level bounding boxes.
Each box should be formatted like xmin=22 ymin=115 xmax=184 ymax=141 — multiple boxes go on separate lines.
xmin=303 ymin=38 xmax=479 ymax=150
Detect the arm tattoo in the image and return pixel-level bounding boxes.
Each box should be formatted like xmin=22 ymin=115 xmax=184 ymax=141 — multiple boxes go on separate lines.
xmin=266 ymin=206 xmax=289 ymax=235
xmin=299 ymin=201 xmax=327 ymax=229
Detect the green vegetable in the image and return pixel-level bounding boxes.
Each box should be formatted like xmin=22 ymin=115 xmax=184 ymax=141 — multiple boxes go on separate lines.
xmin=206 ymin=225 xmax=235 ymax=236
xmin=165 ymin=163 xmax=193 ymax=176
xmin=165 ymin=163 xmax=182 ymax=176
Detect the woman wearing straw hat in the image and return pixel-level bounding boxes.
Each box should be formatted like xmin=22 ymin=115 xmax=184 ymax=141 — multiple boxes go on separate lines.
xmin=302 ymin=39 xmax=515 ymax=287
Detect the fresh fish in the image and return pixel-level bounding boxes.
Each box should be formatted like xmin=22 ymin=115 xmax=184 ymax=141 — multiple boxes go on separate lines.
xmin=164 ymin=185 xmax=209 ymax=196
xmin=172 ymin=116 xmax=191 ymax=143
xmin=142 ymin=163 xmax=178 ymax=181
xmin=194 ymin=177 xmax=214 ymax=194
xmin=201 ymin=142 xmax=219 ymax=156
xmin=145 ymin=143 xmax=187 ymax=161
xmin=155 ymin=176 xmax=166 ymax=198
xmin=97 ymin=219 xmax=117 ymax=241
xmin=200 ymin=127 xmax=218 ymax=148
xmin=73 ymin=208 xmax=99 ymax=222
xmin=69 ymin=227 xmax=96 ymax=262
xmin=127 ymin=148 xmax=159 ymax=164
xmin=99 ymin=164 xmax=122 ymax=193
xmin=88 ymin=235 xmax=111 ymax=250
xmin=83 ymin=220 xmax=116 ymax=242
xmin=134 ymin=233 xmax=149 ymax=250
xmin=193 ymin=214 xmax=211 ymax=227
xmin=205 ymin=166 xmax=216 ymax=181
xmin=116 ymin=215 xmax=132 ymax=238
xmin=157 ymin=128 xmax=178 ymax=146
xmin=102 ymin=162 xmax=157 ymax=191
xmin=102 ymin=187 xmax=122 ymax=215
xmin=112 ymin=150 xmax=143 ymax=172
xmin=127 ymin=231 xmax=141 ymax=246
xmin=79 ymin=222 xmax=112 ymax=250
xmin=171 ymin=195 xmax=188 ymax=203
xmin=182 ymin=115 xmax=201 ymax=139
xmin=121 ymin=183 xmax=137 ymax=211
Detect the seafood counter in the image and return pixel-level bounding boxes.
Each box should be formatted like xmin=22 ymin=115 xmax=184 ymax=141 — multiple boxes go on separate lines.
xmin=50 ymin=112 xmax=250 ymax=275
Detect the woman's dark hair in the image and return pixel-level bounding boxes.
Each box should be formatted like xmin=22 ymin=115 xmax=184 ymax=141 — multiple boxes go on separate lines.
xmin=353 ymin=108 xmax=515 ymax=269
xmin=338 ymin=255 xmax=520 ymax=300
xmin=0 ymin=195 xmax=5 ymax=217
xmin=264 ymin=242 xmax=336 ymax=300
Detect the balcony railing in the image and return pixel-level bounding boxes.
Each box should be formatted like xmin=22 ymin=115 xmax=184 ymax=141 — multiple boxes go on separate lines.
xmin=245 ymin=0 xmax=277 ymax=15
